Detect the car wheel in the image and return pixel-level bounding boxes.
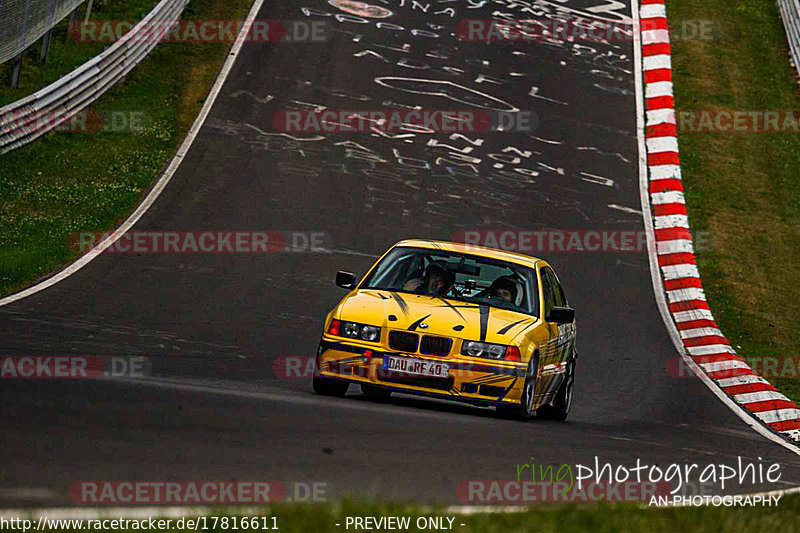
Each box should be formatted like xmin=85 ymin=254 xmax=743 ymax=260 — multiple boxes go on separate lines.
xmin=537 ymin=358 xmax=575 ymax=421
xmin=496 ymin=353 xmax=538 ymax=420
xmin=361 ymin=383 xmax=392 ymax=401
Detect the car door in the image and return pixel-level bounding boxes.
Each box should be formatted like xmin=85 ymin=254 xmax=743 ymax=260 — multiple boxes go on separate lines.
xmin=540 ymin=265 xmax=576 ymax=397
xmin=537 ymin=265 xmax=562 ymax=399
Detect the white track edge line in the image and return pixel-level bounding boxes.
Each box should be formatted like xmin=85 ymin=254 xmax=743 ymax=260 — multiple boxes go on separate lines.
xmin=0 ymin=0 xmax=266 ymax=309
xmin=632 ymin=0 xmax=800 ymax=456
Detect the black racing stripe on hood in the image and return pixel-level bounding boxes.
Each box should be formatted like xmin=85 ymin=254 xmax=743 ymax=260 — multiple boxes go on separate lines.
xmin=436 ymin=297 xmax=467 ymax=321
xmin=390 ymin=292 xmax=409 ymax=315
xmin=408 ymin=314 xmax=432 ymax=331
xmin=479 ymin=305 xmax=490 ymax=342
xmin=497 ymin=318 xmax=529 ymax=335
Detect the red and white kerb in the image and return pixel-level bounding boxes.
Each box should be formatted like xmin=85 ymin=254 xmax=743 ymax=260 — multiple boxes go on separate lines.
xmin=639 ymin=0 xmax=800 ymax=442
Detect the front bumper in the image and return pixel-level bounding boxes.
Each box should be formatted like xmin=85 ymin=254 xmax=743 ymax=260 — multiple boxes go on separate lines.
xmin=317 ymin=337 xmax=528 ymax=406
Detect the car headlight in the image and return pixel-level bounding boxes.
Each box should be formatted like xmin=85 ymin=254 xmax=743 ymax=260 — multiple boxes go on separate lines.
xmin=360 ymin=325 xmax=380 ymax=342
xmin=461 ymin=340 xmax=507 ymax=359
xmin=341 ymin=321 xmax=361 ymax=338
xmin=336 ymin=320 xmax=381 ymax=342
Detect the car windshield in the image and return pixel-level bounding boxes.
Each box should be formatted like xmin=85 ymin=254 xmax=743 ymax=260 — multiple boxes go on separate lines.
xmin=360 ymin=246 xmax=539 ymax=316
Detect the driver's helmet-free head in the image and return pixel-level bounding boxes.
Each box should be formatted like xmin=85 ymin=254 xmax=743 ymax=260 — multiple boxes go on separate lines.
xmin=489 ymin=276 xmax=518 ymax=303
xmin=423 ymin=263 xmax=455 ymax=295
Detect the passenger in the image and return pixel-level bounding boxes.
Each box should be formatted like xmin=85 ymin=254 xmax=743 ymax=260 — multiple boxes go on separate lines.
xmin=403 ymin=264 xmax=455 ymax=296
xmin=488 ymin=276 xmax=517 ymax=304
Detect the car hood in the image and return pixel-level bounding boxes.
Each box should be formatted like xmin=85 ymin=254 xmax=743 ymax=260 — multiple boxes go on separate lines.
xmin=336 ymin=289 xmax=538 ymax=345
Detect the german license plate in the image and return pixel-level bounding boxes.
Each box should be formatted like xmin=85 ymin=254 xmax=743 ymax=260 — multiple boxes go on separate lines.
xmin=383 ymin=355 xmax=450 ymax=378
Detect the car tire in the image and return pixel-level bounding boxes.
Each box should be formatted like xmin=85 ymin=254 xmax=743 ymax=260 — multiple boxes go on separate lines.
xmin=361 ymin=383 xmax=392 ymax=401
xmin=496 ymin=353 xmax=538 ymax=420
xmin=537 ymin=358 xmax=575 ymax=421
xmin=312 ymin=375 xmax=349 ymax=396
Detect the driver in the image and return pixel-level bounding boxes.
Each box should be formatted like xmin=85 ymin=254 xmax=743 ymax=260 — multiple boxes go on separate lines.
xmin=403 ymin=264 xmax=455 ymax=296
xmin=488 ymin=276 xmax=517 ymax=304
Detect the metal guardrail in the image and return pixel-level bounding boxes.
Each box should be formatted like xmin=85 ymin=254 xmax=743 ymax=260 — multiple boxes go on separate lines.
xmin=0 ymin=0 xmax=190 ymax=154
xmin=0 ymin=0 xmax=86 ymax=65
xmin=777 ymin=0 xmax=800 ymax=78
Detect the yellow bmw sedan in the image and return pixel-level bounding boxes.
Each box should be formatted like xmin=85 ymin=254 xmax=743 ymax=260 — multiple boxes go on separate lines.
xmin=312 ymin=239 xmax=577 ymax=420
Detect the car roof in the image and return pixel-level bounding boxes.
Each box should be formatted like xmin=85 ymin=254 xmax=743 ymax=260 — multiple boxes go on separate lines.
xmin=392 ymin=239 xmax=543 ymax=269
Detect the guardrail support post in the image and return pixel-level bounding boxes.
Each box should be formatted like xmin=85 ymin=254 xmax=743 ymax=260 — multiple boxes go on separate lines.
xmin=84 ymin=0 xmax=94 ymax=23
xmin=11 ymin=51 xmax=24 ymax=88
xmin=68 ymin=6 xmax=80 ymax=40
xmin=41 ymin=29 xmax=53 ymax=64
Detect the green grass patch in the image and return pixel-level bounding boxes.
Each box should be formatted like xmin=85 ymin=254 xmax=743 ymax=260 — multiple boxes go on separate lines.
xmin=669 ymin=0 xmax=800 ymax=401
xmin=13 ymin=494 xmax=800 ymax=532
xmin=0 ymin=0 xmax=252 ymax=295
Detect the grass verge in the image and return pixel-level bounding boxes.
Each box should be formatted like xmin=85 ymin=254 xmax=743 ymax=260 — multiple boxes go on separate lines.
xmin=669 ymin=0 xmax=800 ymax=401
xmin=0 ymin=0 xmax=252 ymax=296
xmin=13 ymin=494 xmax=800 ymax=532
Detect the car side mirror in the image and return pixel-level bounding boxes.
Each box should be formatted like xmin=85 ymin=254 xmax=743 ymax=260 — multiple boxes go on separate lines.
xmin=546 ymin=306 xmax=575 ymax=324
xmin=335 ymin=271 xmax=357 ymax=289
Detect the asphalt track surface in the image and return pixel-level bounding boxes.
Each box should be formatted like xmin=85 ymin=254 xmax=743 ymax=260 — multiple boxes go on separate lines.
xmin=2 ymin=0 xmax=800 ymax=507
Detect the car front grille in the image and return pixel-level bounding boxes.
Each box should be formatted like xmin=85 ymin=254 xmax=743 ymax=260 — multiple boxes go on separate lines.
xmin=389 ymin=330 xmax=419 ymax=352
xmin=419 ymin=335 xmax=453 ymax=356
xmin=379 ymin=373 xmax=454 ymax=391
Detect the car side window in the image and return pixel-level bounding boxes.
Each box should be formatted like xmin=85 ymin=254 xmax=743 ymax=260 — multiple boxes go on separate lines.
xmin=540 ymin=267 xmax=556 ymax=318
xmin=546 ymin=268 xmax=567 ymax=307
xmin=524 ymin=268 xmax=540 ymax=317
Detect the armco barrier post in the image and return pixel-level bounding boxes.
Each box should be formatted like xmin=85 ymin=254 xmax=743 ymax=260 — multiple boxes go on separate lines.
xmin=84 ymin=0 xmax=94 ymax=23
xmin=11 ymin=51 xmax=23 ymax=88
xmin=41 ymin=29 xmax=52 ymax=64
xmin=68 ymin=6 xmax=80 ymax=42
